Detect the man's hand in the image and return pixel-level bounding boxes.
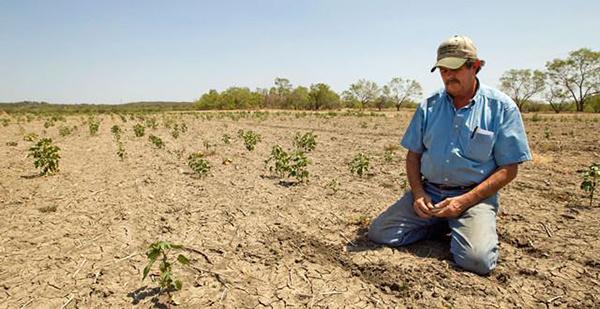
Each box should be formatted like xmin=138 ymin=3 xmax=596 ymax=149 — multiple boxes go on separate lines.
xmin=430 ymin=196 xmax=468 ymax=218
xmin=413 ymin=192 xmax=434 ymax=219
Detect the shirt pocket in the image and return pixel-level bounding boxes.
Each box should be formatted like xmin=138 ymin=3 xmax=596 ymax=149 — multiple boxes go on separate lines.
xmin=465 ymin=128 xmax=495 ymax=162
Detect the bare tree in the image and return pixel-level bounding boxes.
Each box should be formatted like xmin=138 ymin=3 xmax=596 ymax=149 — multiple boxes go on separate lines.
xmin=499 ymin=69 xmax=546 ymax=111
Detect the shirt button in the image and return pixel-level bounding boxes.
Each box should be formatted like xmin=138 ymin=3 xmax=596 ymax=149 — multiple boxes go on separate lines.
xmin=450 ymin=142 xmax=454 ymax=145
xmin=446 ymin=160 xmax=450 ymax=163
xmin=444 ymin=178 xmax=448 ymax=181
xmin=454 ymin=125 xmax=458 ymax=128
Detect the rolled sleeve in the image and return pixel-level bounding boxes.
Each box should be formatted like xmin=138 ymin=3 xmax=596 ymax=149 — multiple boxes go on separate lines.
xmin=493 ymin=106 xmax=532 ymax=166
xmin=401 ymin=106 xmax=425 ymax=154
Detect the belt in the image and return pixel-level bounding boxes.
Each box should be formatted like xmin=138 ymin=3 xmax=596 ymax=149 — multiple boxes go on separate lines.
xmin=425 ymin=181 xmax=477 ymax=191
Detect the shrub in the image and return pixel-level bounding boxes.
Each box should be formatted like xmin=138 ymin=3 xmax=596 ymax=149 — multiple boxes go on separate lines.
xmin=349 ymin=153 xmax=370 ymax=177
xmin=293 ymin=131 xmax=317 ymax=152
xmin=188 ymin=152 xmax=210 ymax=177
xmin=28 ymin=138 xmax=61 ymax=176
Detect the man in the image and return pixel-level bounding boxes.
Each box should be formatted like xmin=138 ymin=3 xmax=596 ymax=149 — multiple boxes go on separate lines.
xmin=368 ymin=35 xmax=531 ymax=275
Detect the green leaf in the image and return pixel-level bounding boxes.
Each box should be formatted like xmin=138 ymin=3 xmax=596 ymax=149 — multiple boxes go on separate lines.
xmin=174 ymin=280 xmax=183 ymax=290
xmin=177 ymin=254 xmax=190 ymax=265
xmin=142 ymin=264 xmax=152 ymax=281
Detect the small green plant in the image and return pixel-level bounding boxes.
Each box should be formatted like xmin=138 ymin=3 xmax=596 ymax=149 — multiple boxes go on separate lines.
xmin=149 ymin=135 xmax=165 ymax=149
xmin=111 ymin=125 xmax=122 ymax=139
xmin=581 ymin=163 xmax=600 ymax=207
xmin=266 ymin=145 xmax=290 ymax=178
xmin=28 ymin=138 xmax=61 ymax=176
xmin=544 ymin=127 xmax=551 ymax=139
xmin=88 ymin=119 xmax=100 ymax=135
xmin=326 ymin=179 xmax=340 ymax=194
xmin=133 ymin=123 xmax=145 ymax=137
xmin=6 ymin=141 xmax=18 ymax=146
xmin=145 ymin=118 xmax=158 ymax=130
xmin=222 ymin=134 xmax=231 ymax=145
xmin=171 ymin=127 xmax=180 ymax=139
xmin=265 ymin=145 xmax=310 ymax=182
xmin=188 ymin=152 xmax=211 ymax=177
xmin=241 ymin=130 xmax=261 ymax=151
xmin=58 ymin=126 xmax=73 ymax=137
xmin=43 ymin=120 xmax=55 ymax=128
xmin=23 ymin=132 xmax=38 ymax=142
xmin=384 ymin=150 xmax=394 ymax=163
xmin=293 ymin=131 xmax=317 ymax=152
xmin=116 ymin=141 xmax=126 ymax=160
xmin=349 ymin=153 xmax=370 ymax=177
xmin=38 ymin=205 xmax=58 ymax=213
xmin=143 ymin=241 xmax=190 ymax=302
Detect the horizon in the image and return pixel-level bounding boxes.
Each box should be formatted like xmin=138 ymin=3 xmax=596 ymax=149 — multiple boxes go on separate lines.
xmin=1 ymin=1 xmax=599 ymax=104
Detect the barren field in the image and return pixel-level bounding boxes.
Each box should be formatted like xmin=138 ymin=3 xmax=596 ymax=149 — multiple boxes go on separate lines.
xmin=1 ymin=110 xmax=599 ymax=308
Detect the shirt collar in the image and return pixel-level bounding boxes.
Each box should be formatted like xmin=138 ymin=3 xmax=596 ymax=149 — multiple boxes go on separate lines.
xmin=443 ymin=78 xmax=481 ymax=110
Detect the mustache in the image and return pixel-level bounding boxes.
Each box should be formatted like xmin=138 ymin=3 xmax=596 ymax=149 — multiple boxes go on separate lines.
xmin=445 ymin=79 xmax=460 ymax=85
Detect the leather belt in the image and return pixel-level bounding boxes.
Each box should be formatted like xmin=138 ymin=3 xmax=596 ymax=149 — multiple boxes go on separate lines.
xmin=425 ymin=181 xmax=477 ymax=191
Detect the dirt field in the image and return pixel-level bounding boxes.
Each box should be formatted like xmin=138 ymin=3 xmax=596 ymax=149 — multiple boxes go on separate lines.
xmin=1 ymin=110 xmax=599 ymax=308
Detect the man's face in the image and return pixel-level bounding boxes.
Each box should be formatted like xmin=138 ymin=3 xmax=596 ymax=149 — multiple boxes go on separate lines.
xmin=439 ymin=63 xmax=478 ymax=97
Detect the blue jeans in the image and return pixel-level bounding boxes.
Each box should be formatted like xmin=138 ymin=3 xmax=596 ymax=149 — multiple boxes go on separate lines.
xmin=367 ymin=183 xmax=499 ymax=275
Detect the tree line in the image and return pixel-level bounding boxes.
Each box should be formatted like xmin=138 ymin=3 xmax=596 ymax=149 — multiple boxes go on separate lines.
xmin=195 ymin=77 xmax=422 ymax=111
xmin=500 ymin=48 xmax=600 ymax=113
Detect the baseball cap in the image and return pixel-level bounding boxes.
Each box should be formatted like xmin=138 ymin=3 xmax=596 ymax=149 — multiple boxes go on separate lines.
xmin=430 ymin=35 xmax=485 ymax=72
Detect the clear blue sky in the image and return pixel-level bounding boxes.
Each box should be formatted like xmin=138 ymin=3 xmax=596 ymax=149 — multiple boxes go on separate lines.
xmin=1 ymin=0 xmax=598 ymax=104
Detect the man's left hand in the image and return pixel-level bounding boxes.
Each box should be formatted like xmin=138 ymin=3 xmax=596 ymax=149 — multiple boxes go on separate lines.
xmin=430 ymin=196 xmax=469 ymax=218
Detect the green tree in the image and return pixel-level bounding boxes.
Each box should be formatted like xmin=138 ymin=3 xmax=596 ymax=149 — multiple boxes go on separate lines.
xmin=347 ymin=79 xmax=380 ymax=109
xmin=308 ymin=83 xmax=340 ymax=110
xmin=544 ymin=83 xmax=571 ymax=113
xmin=289 ymin=86 xmax=310 ymax=110
xmin=387 ymin=77 xmax=423 ymax=111
xmin=195 ymin=89 xmax=220 ymax=110
xmin=545 ymin=48 xmax=600 ymax=112
xmin=499 ymin=69 xmax=546 ymax=111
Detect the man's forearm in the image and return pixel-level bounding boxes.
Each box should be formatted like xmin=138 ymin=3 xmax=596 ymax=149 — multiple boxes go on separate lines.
xmin=406 ymin=151 xmax=425 ymax=196
xmin=459 ymin=164 xmax=519 ymax=208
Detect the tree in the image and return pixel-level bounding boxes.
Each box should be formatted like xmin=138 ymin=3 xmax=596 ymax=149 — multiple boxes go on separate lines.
xmin=387 ymin=77 xmax=422 ymax=111
xmin=195 ymin=89 xmax=220 ymax=110
xmin=289 ymin=86 xmax=310 ymax=110
xmin=308 ymin=83 xmax=340 ymax=110
xmin=374 ymin=85 xmax=391 ymax=111
xmin=269 ymin=77 xmax=293 ymax=109
xmin=544 ymin=83 xmax=571 ymax=113
xmin=499 ymin=69 xmax=546 ymax=111
xmin=347 ymin=79 xmax=380 ymax=109
xmin=545 ymin=48 xmax=600 ymax=112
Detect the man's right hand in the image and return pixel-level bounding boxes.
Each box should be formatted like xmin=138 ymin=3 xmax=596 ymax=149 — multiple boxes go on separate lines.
xmin=413 ymin=192 xmax=434 ymax=219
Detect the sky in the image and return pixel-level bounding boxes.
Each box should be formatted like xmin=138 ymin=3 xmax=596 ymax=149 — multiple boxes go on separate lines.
xmin=1 ymin=0 xmax=599 ymax=104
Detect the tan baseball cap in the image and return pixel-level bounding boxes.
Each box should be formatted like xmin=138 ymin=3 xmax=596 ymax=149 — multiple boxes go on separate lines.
xmin=430 ymin=35 xmax=485 ymax=72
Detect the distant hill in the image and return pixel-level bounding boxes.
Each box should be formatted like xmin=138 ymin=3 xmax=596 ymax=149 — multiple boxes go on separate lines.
xmin=0 ymin=101 xmax=196 ymax=113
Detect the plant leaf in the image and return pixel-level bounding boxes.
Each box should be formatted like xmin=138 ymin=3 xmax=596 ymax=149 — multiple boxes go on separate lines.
xmin=142 ymin=264 xmax=152 ymax=281
xmin=177 ymin=254 xmax=190 ymax=265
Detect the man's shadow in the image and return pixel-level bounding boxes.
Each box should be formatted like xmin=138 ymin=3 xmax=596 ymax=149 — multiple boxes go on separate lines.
xmin=346 ymin=223 xmax=452 ymax=261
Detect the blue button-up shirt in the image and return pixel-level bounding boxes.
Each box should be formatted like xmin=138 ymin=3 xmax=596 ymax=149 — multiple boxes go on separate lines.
xmin=401 ymin=81 xmax=532 ymax=187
